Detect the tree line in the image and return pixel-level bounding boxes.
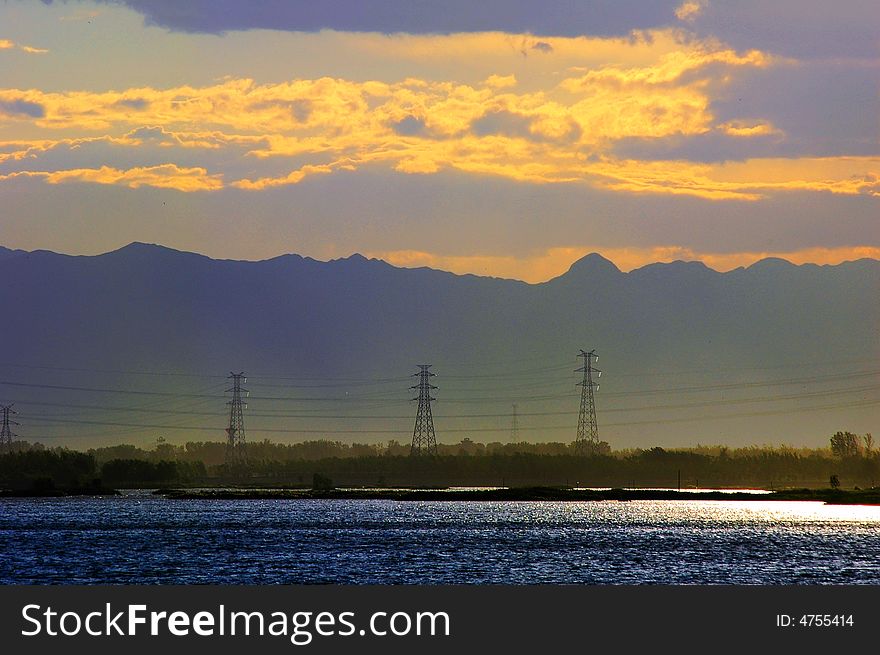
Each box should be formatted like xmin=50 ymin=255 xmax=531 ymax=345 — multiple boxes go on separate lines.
xmin=0 ymin=432 xmax=875 ymax=490
xmin=0 ymin=446 xmax=205 ymax=491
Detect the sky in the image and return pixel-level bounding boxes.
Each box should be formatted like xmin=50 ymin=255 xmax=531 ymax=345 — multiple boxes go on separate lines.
xmin=0 ymin=0 xmax=878 ymax=282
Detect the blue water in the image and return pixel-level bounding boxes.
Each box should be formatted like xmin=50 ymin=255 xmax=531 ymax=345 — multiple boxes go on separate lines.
xmin=2 ymin=491 xmax=879 ymax=584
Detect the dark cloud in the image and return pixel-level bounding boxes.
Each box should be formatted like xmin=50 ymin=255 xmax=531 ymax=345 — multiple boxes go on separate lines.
xmin=115 ymin=97 xmax=150 ymax=110
xmin=125 ymin=125 xmax=174 ymax=142
xmin=710 ymin=63 xmax=880 ymax=155
xmin=290 ymin=99 xmax=311 ymax=123
xmin=391 ymin=116 xmax=427 ymax=136
xmin=531 ymin=41 xmax=553 ymax=53
xmin=690 ymin=0 xmax=880 ymax=59
xmin=249 ymin=98 xmax=313 ymax=122
xmin=471 ymin=110 xmax=580 ymax=143
xmin=97 ymin=1 xmax=879 ymax=60
xmin=612 ymin=131 xmax=786 ymax=163
xmin=472 ymin=110 xmax=535 ymax=139
xmin=102 ymin=0 xmax=680 ymax=36
xmin=0 ymin=98 xmax=45 ymax=118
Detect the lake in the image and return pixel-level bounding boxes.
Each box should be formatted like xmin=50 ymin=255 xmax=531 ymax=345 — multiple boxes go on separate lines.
xmin=2 ymin=491 xmax=879 ymax=584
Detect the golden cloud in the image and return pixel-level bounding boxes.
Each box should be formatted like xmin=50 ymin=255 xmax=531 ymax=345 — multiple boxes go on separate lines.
xmin=675 ymin=1 xmax=707 ymax=22
xmin=0 ymin=30 xmax=773 ymax=141
xmin=484 ymin=74 xmax=517 ymax=89
xmin=231 ymin=163 xmax=336 ymax=190
xmin=0 ymin=39 xmax=48 ymax=53
xmin=0 ymin=30 xmax=873 ymax=200
xmin=588 ymin=156 xmax=880 ymax=200
xmin=0 ymin=164 xmax=222 ymax=191
xmin=719 ymin=120 xmax=781 ymax=137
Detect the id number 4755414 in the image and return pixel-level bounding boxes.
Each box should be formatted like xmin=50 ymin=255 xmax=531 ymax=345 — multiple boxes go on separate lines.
xmin=776 ymin=614 xmax=854 ymax=628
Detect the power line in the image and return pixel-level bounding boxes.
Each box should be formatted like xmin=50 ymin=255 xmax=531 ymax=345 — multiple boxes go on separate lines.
xmin=0 ymin=362 xmax=227 ymax=379
xmin=0 ymin=361 xmax=410 ymax=383
xmin=18 ymin=396 xmax=880 ymax=438
xmin=12 ymin=381 xmax=880 ymax=420
xmin=6 ymin=367 xmax=878 ymax=404
xmin=3 ymin=355 xmax=874 ymax=382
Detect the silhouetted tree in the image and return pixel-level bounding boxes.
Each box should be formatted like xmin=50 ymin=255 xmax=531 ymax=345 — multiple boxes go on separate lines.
xmin=0 ymin=449 xmax=96 ymax=489
xmin=830 ymin=432 xmax=861 ymax=458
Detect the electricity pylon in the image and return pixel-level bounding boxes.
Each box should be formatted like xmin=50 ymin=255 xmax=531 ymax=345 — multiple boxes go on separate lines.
xmin=0 ymin=404 xmax=18 ymax=449
xmin=225 ymin=372 xmax=248 ymax=465
xmin=574 ymin=349 xmax=601 ymax=454
xmin=410 ymin=364 xmax=438 ymax=456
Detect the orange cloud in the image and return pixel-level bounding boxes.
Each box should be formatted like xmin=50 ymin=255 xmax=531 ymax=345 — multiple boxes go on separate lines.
xmin=484 ymin=74 xmax=517 ymax=89
xmin=589 ymin=156 xmax=880 ymax=200
xmin=559 ymin=46 xmax=772 ymax=89
xmin=0 ymin=164 xmax=222 ymax=191
xmin=232 ymin=163 xmax=336 ymax=190
xmin=1 ymin=30 xmax=872 ymax=201
xmin=719 ymin=120 xmax=781 ymax=137
xmin=0 ymin=39 xmax=48 ymax=53
xmin=675 ymin=1 xmax=707 ymax=22
xmin=0 ymin=30 xmax=775 ymax=144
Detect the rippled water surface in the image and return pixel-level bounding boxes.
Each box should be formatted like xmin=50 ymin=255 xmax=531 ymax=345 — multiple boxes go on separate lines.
xmin=2 ymin=491 xmax=879 ymax=584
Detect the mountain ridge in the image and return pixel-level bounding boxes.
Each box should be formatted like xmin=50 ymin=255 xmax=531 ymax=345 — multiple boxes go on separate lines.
xmin=3 ymin=241 xmax=877 ymax=283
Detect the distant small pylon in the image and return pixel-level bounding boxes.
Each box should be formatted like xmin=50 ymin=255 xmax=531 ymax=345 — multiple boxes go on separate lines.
xmin=410 ymin=365 xmax=438 ymax=456
xmin=0 ymin=404 xmax=19 ymax=449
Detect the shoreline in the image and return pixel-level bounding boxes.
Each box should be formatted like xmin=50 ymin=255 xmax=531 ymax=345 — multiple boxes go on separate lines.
xmin=4 ymin=486 xmax=879 ymax=505
xmin=152 ymin=486 xmax=880 ymax=505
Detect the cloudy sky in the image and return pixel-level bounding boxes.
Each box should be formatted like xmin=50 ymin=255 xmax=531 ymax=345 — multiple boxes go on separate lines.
xmin=1 ymin=0 xmax=877 ymax=281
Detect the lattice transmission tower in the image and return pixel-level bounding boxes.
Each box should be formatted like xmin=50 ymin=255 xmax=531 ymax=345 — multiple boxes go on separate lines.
xmin=574 ymin=349 xmax=601 ymax=454
xmin=225 ymin=372 xmax=248 ymax=465
xmin=0 ymin=404 xmax=18 ymax=449
xmin=410 ymin=364 xmax=438 ymax=456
